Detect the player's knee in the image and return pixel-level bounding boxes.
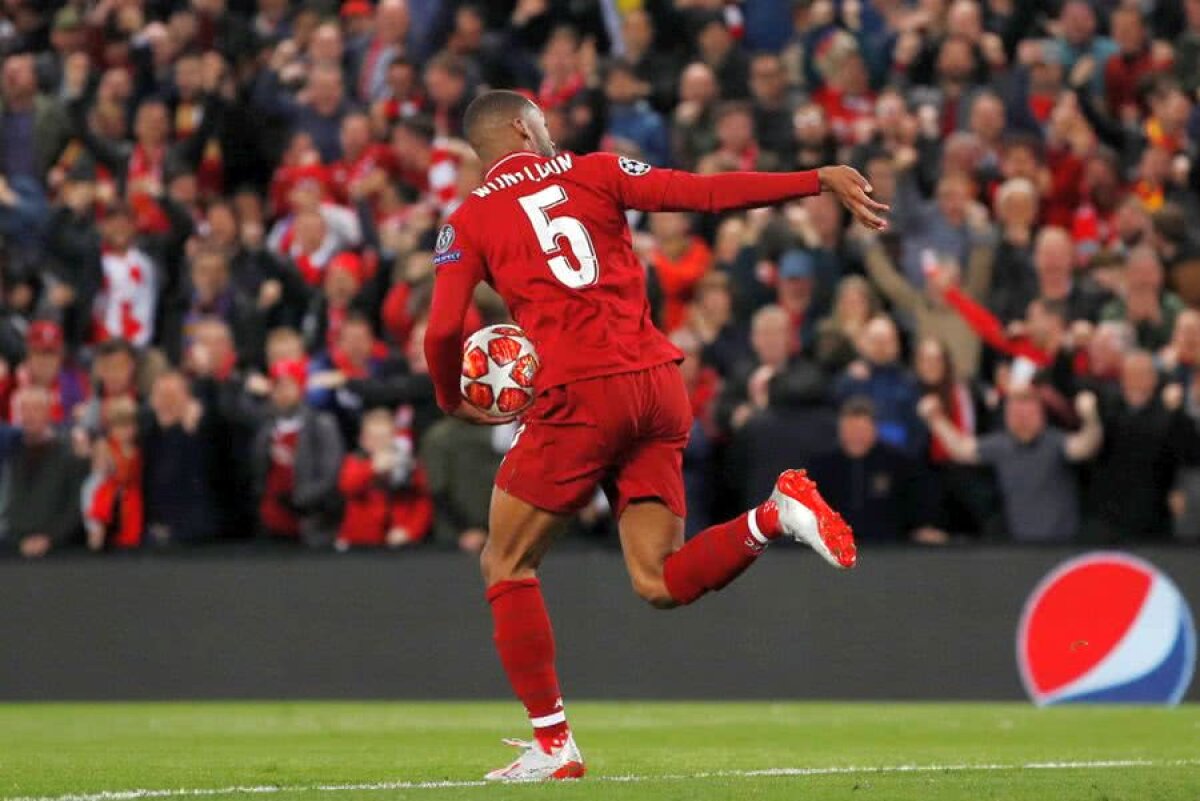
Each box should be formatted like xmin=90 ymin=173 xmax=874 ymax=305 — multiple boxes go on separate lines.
xmin=631 ymin=574 xmax=678 ymax=610
xmin=479 ymin=539 xmax=534 ymax=585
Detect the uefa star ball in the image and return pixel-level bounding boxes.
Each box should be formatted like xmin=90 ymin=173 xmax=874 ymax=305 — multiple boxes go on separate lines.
xmin=460 ymin=324 xmax=540 ymax=417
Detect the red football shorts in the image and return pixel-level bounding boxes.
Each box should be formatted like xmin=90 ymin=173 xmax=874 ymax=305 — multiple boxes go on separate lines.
xmin=495 ymin=362 xmax=691 ymax=518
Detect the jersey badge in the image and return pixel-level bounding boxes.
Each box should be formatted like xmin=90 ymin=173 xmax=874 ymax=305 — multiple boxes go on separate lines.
xmin=618 ymin=157 xmax=652 ymax=177
xmin=435 ymin=224 xmax=456 ymax=254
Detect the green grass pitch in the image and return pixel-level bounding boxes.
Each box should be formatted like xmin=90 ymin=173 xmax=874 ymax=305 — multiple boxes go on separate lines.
xmin=2 ymin=702 xmax=1198 ymax=800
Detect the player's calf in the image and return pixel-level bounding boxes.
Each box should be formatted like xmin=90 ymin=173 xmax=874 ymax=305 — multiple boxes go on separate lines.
xmin=649 ymin=470 xmax=856 ymax=607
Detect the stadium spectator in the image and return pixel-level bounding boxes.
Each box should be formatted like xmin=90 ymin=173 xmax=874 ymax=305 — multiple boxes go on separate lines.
xmin=1083 ymin=351 xmax=1196 ymax=541
xmin=862 ymin=235 xmax=987 ymax=379
xmin=253 ymin=59 xmax=352 ymax=164
xmin=1100 ymin=246 xmax=1183 ymax=351
xmin=920 ymin=387 xmax=1102 ymax=542
xmin=161 ymin=248 xmax=266 ymax=368
xmin=815 ymin=276 xmax=879 ymax=374
xmin=0 ymin=321 xmax=88 ymax=425
xmin=648 ymin=212 xmax=711 ymax=334
xmin=684 ymin=270 xmax=747 ymax=380
xmin=834 ymin=316 xmax=923 ymax=456
xmin=747 ymin=53 xmax=793 ymax=165
xmin=914 ymin=337 xmax=997 ymax=536
xmin=0 ymin=387 xmax=86 ymax=557
xmin=671 ymin=63 xmax=719 ymax=170
xmin=336 ymin=407 xmax=432 ymax=549
xmin=252 ymin=359 xmax=344 ymax=546
xmin=83 ymin=396 xmax=144 ymax=551
xmin=693 ymin=12 xmax=749 ymax=100
xmin=420 ymin=415 xmax=508 ymax=553
xmin=810 ymin=397 xmax=943 ymax=544
xmin=603 ymin=59 xmax=670 ymax=167
xmin=142 ymin=372 xmax=218 ymax=544
xmin=78 ymin=339 xmax=147 ymax=437
xmin=0 ymin=53 xmax=70 ymax=182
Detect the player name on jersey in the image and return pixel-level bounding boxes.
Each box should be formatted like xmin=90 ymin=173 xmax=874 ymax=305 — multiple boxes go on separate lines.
xmin=472 ymin=153 xmax=575 ymax=198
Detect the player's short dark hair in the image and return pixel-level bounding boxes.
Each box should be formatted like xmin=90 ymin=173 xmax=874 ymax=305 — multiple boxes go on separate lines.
xmin=840 ymin=396 xmax=876 ymax=420
xmin=463 ymin=90 xmax=537 ymax=151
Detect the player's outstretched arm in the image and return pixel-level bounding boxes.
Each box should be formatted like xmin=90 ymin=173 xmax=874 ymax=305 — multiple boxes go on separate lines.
xmin=608 ymin=156 xmax=888 ymax=230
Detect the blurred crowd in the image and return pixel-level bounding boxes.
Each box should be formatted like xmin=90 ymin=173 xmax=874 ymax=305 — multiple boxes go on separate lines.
xmin=2 ymin=0 xmax=1200 ymax=557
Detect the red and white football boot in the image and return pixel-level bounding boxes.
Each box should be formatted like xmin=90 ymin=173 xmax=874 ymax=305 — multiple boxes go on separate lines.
xmin=483 ymin=734 xmax=586 ymax=782
xmin=770 ymin=469 xmax=857 ymax=569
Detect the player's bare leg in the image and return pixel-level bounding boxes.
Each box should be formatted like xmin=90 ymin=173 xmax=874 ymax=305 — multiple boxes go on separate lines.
xmin=618 ymin=500 xmax=685 ymax=608
xmin=620 ymin=471 xmax=858 ymax=610
xmin=480 ymin=487 xmax=585 ymax=782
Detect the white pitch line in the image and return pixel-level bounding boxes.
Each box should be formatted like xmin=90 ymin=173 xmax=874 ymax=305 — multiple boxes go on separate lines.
xmin=8 ymin=759 xmax=1200 ymax=801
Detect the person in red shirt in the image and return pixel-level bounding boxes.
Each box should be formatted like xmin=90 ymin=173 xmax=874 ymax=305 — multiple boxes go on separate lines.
xmin=84 ymin=396 xmax=144 ymax=550
xmin=1104 ymin=8 xmax=1172 ymax=120
xmin=335 ymin=408 xmax=432 ymax=549
xmin=423 ymin=90 xmax=887 ymax=781
xmin=328 ymin=112 xmax=393 ymax=206
xmin=646 ymin=211 xmax=712 ymax=333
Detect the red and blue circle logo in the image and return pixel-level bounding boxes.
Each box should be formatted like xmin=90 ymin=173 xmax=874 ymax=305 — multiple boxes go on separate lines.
xmin=1017 ymin=552 xmax=1195 ymax=705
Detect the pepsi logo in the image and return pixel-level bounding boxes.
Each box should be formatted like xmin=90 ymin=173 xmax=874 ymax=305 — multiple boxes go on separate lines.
xmin=1017 ymin=552 xmax=1195 ymax=706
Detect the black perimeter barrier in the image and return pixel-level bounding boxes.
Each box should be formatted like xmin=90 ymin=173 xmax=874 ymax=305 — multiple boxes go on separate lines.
xmin=3 ymin=546 xmax=1197 ymax=701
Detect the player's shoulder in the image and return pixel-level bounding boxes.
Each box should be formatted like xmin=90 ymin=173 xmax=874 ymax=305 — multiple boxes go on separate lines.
xmin=573 ymin=151 xmax=655 ymax=179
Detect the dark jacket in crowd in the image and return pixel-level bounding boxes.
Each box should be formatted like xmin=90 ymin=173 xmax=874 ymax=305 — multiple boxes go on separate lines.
xmin=810 ymin=442 xmax=935 ymax=542
xmin=0 ymin=432 xmax=85 ymax=547
xmin=142 ymin=415 xmax=220 ymax=543
xmin=1084 ymin=393 xmax=1199 ymax=541
xmin=726 ymin=361 xmax=839 ymax=506
xmin=44 ymin=205 xmax=104 ymax=349
xmin=420 ymin=417 xmax=505 ymax=544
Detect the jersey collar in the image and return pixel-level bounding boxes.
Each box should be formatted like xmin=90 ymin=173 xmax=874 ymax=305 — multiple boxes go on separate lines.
xmin=485 ymin=151 xmax=541 ymax=179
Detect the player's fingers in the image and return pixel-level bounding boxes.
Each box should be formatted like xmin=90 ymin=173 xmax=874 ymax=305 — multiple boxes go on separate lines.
xmin=850 ymin=185 xmax=890 ymax=213
xmin=852 ymin=201 xmax=887 ymax=230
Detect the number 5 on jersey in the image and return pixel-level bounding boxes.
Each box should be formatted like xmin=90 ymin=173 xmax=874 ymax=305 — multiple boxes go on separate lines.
xmin=518 ymin=185 xmax=600 ymax=289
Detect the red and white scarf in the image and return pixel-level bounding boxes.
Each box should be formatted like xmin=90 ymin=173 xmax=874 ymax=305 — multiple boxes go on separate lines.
xmin=94 ymin=247 xmax=158 ymax=346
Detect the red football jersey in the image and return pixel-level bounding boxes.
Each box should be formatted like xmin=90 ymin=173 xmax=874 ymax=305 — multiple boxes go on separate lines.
xmin=425 ymin=150 xmax=821 ymax=411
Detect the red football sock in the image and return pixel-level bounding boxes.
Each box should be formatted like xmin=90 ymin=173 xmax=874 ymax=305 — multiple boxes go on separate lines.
xmin=486 ymin=578 xmax=569 ymax=752
xmin=663 ymin=502 xmax=781 ymax=606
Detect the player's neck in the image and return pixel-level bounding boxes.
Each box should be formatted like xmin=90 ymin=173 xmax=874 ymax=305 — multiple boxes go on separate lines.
xmin=482 ymin=149 xmax=541 ymax=179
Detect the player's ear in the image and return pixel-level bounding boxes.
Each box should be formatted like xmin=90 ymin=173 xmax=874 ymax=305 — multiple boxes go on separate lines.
xmin=512 ymin=115 xmax=532 ymax=144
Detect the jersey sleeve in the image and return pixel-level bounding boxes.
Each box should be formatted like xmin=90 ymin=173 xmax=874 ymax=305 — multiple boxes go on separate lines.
xmin=423 ymin=215 xmax=486 ymax=413
xmin=589 ymin=152 xmax=822 ymax=214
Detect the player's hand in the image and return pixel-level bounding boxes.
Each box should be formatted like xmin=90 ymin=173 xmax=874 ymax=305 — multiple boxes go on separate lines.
xmin=817 ymin=166 xmax=889 ymax=231
xmin=450 ymin=403 xmax=518 ymax=426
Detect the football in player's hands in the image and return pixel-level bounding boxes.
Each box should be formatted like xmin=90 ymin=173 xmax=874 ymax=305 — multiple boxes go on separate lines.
xmin=460 ymin=324 xmax=540 ymax=419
